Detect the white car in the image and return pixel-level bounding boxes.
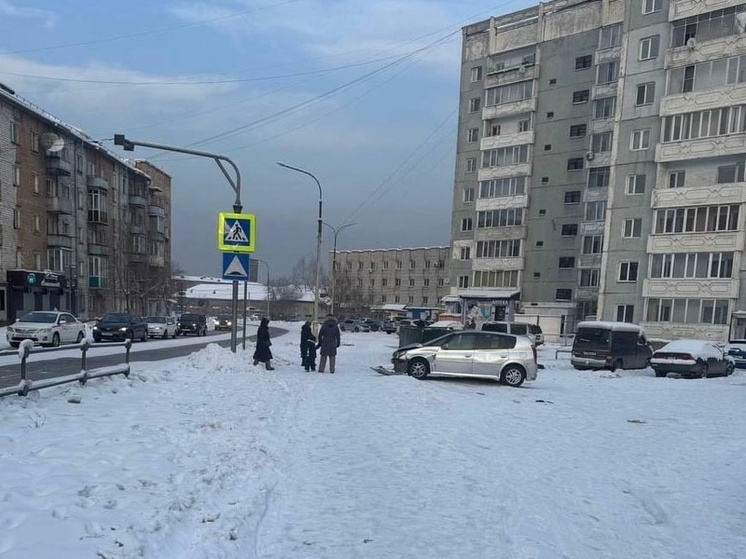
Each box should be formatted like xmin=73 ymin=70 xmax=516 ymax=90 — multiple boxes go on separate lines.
xmin=145 ymin=316 xmax=177 ymax=339
xmin=6 ymin=311 xmax=87 ymax=348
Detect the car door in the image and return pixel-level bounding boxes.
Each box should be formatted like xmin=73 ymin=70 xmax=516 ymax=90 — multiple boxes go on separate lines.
xmin=432 ymin=332 xmax=476 ymax=375
xmin=472 ymin=333 xmax=512 ymax=377
xmin=62 ymin=313 xmax=78 ymax=342
xmin=55 ymin=314 xmax=69 ymax=343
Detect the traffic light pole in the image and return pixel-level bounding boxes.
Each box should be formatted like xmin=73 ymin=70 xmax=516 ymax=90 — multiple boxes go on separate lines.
xmin=114 ymin=134 xmax=243 ymax=352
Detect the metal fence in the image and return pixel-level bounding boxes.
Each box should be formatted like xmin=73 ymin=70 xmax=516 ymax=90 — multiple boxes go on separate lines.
xmin=0 ymin=338 xmax=132 ymax=398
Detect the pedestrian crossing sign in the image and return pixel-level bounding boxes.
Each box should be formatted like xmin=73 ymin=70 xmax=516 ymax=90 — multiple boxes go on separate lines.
xmin=217 ymin=212 xmax=256 ymax=253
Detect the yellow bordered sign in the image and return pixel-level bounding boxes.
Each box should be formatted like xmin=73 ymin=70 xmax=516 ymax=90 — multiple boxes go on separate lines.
xmin=217 ymin=212 xmax=256 ymax=253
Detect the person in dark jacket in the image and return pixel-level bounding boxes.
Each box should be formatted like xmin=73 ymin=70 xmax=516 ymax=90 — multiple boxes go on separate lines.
xmin=253 ymin=317 xmax=274 ymax=370
xmin=317 ymin=314 xmax=341 ymax=373
xmin=300 ymin=321 xmax=317 ymax=371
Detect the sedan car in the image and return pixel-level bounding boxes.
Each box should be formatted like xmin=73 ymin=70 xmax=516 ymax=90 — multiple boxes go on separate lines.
xmin=92 ymin=313 xmax=148 ymax=343
xmin=6 ymin=311 xmax=87 ymax=348
xmin=145 ymin=316 xmax=177 ymax=339
xmin=213 ymin=314 xmax=233 ymax=331
xmin=339 ymin=319 xmax=370 ymax=332
xmin=391 ymin=331 xmax=538 ymax=387
xmin=650 ymin=339 xmax=735 ymax=378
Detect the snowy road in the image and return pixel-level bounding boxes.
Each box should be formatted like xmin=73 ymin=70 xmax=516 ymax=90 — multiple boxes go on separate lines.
xmin=0 ymin=323 xmax=744 ymax=558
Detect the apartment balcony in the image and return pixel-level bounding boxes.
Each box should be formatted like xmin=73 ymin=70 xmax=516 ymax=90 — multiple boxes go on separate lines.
xmin=473 ymin=225 xmax=527 ymax=241
xmin=148 ymin=204 xmax=165 ymax=217
xmin=472 ymin=256 xmax=524 ymax=271
xmin=46 ymin=152 xmax=72 ymax=176
xmin=480 ymin=130 xmax=534 ymax=152
xmin=580 ymin=221 xmax=605 ymax=235
xmin=586 ymin=151 xmax=612 ymax=167
xmin=46 ymin=196 xmax=73 ymax=215
xmin=640 ymin=321 xmax=727 ymax=342
xmin=667 ymin=34 xmax=746 ymax=68
xmin=149 ymin=230 xmax=167 ymax=242
xmin=578 ymin=254 xmax=602 ymax=268
xmin=129 ymin=193 xmax=148 ymax=207
xmin=482 ymin=97 xmax=536 ymax=121
xmin=583 ymin=188 xmax=608 ymax=203
xmin=577 ymin=286 xmax=600 ymax=300
xmin=130 ymin=223 xmax=145 ymax=235
xmin=475 ymin=194 xmax=528 ymax=211
xmin=655 ymin=135 xmax=746 ymax=163
xmin=670 ymin=0 xmax=739 ymax=20
xmin=647 ymin=231 xmax=744 ymax=253
xmin=484 ymin=64 xmax=539 ymax=88
xmin=129 ymin=252 xmax=148 ymax=264
xmin=643 ymin=278 xmax=739 ymax=299
xmin=87 ymin=209 xmax=109 ymax=225
xmin=87 ymin=176 xmax=109 ymax=191
xmin=88 ymin=243 xmax=109 ymax=256
xmin=47 ymin=234 xmax=73 ymax=249
xmin=148 ymin=255 xmax=165 ymax=268
xmin=477 ymin=162 xmax=532 ymax=182
xmin=660 ymin=83 xmax=746 ymax=117
xmin=652 ymin=182 xmax=746 ymax=208
xmin=595 ymin=46 xmax=622 ymax=63
xmin=592 ymin=83 xmax=618 ymax=99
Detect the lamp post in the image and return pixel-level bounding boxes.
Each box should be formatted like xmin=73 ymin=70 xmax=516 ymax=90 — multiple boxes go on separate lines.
xmin=277 ymin=162 xmax=322 ymax=330
xmin=322 ymin=221 xmax=356 ymax=316
xmin=252 ymin=258 xmax=271 ymax=318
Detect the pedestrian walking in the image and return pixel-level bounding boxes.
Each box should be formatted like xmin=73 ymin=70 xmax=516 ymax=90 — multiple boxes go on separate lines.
xmin=317 ymin=314 xmax=341 ymax=373
xmin=300 ymin=320 xmax=317 ymax=371
xmin=253 ymin=317 xmax=274 ymax=370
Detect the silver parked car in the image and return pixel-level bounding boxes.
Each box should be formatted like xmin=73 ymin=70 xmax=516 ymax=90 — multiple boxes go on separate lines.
xmin=391 ymin=331 xmax=538 ymax=387
xmin=145 ymin=316 xmax=177 ymax=339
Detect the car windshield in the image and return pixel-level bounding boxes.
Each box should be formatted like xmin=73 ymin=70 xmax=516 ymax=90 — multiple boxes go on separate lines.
xmin=100 ymin=313 xmax=130 ymax=322
xmin=19 ymin=311 xmax=58 ymax=324
xmin=180 ymin=314 xmax=201 ymax=321
xmin=145 ymin=317 xmax=166 ymax=323
xmin=218 ymin=315 xmax=231 ymax=320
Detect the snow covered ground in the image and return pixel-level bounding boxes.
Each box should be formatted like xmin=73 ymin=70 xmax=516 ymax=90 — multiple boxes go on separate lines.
xmin=0 ymin=321 xmax=744 ymax=559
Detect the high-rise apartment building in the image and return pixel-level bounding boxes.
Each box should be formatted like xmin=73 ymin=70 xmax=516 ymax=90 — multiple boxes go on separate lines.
xmin=0 ymin=85 xmax=173 ymax=321
xmin=451 ymin=0 xmax=746 ymax=340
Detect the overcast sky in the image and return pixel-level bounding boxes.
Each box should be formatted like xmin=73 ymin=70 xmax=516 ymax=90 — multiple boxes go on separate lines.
xmin=0 ymin=0 xmax=535 ymax=277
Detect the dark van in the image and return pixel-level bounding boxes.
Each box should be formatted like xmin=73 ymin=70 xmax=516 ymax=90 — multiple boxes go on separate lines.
xmin=571 ymin=321 xmax=652 ymax=371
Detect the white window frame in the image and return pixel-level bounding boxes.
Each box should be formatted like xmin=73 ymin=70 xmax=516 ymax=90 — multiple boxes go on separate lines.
xmin=642 ymin=0 xmax=662 ymax=15
xmin=618 ymin=261 xmax=639 ymax=282
xmin=470 ymin=66 xmax=482 ymax=83
xmin=461 ymin=218 xmax=473 ymax=232
xmin=467 ymin=128 xmax=479 ymax=142
xmin=668 ymin=170 xmax=686 ymax=188
xmin=465 ymin=158 xmax=476 ymax=173
xmin=636 ymin=82 xmax=655 ymax=106
xmin=623 ymin=218 xmax=642 ymax=238
xmin=616 ymin=304 xmax=635 ymax=323
xmin=460 ymin=246 xmax=471 ymax=260
xmin=631 ymin=129 xmax=651 ymax=151
xmin=639 ymin=36 xmax=660 ymax=61
xmin=626 ymin=174 xmax=646 ymax=195
xmin=463 ymin=187 xmax=474 ymax=203
xmin=468 ymin=97 xmax=481 ymax=113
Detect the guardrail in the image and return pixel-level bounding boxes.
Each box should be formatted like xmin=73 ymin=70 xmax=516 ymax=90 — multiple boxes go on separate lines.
xmin=555 ymin=347 xmax=572 ymax=359
xmin=0 ymin=338 xmax=132 ymax=398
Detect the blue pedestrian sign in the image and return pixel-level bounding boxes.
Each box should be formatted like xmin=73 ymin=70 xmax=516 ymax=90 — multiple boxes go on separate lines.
xmin=222 ymin=253 xmax=250 ymax=281
xmin=217 ymin=212 xmax=256 ymax=253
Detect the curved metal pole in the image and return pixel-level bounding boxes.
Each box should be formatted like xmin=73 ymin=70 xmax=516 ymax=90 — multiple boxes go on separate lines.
xmin=322 ymin=221 xmax=356 ymax=316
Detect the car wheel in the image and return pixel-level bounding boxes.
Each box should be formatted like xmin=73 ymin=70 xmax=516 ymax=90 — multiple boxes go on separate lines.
xmin=127 ymin=329 xmax=134 ymax=341
xmin=501 ymin=365 xmax=526 ymax=387
xmin=50 ymin=333 xmax=60 ymax=348
xmin=141 ymin=329 xmax=148 ymax=342
xmin=654 ymin=370 xmax=667 ymax=378
xmin=76 ymin=332 xmax=84 ymax=344
xmin=162 ymin=329 xmax=169 ymax=339
xmin=610 ymin=359 xmax=622 ymax=372
xmin=699 ymin=361 xmax=709 ymax=379
xmin=407 ymin=358 xmax=430 ymax=379
xmin=726 ymin=362 xmax=735 ymax=376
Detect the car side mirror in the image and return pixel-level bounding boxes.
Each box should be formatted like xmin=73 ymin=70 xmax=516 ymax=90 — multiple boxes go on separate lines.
xmin=59 ymin=319 xmax=67 ymax=324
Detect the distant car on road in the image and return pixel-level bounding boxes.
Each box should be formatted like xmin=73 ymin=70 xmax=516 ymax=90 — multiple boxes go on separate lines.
xmin=651 ymin=339 xmax=735 ymax=378
xmin=213 ymin=314 xmax=233 ymax=331
xmin=93 ymin=313 xmax=148 ymax=343
xmin=177 ymin=313 xmax=208 ymax=336
xmin=145 ymin=316 xmax=177 ymax=339
xmin=339 ymin=319 xmax=370 ymax=332
xmin=6 ymin=311 xmax=87 ymax=348
xmin=382 ymin=320 xmax=397 ymax=334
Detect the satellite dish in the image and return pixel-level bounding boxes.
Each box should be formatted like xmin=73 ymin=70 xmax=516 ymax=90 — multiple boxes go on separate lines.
xmin=40 ymin=132 xmax=65 ymax=152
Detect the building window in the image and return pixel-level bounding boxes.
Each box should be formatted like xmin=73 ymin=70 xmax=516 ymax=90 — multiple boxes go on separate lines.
xmin=580 ymin=269 xmax=600 ymax=287
xmin=561 ymin=224 xmax=578 ymax=236
xmin=619 ymin=261 xmax=639 ymax=282
xmin=669 ymin=56 xmax=746 ymax=95
xmin=642 ymin=0 xmax=662 ymax=14
xmin=487 ymin=123 xmax=501 ymax=137
xmin=631 ymin=129 xmax=651 ymax=150
xmin=567 ymin=158 xmax=584 ymax=171
xmin=485 ymin=80 xmax=533 ymax=106
xmin=369 ymin=262 xmax=376 ymax=271
xmin=409 ymin=260 xmax=416 ymax=269
xmin=564 ymin=190 xmax=581 ymax=204
xmin=476 ymin=239 xmax=521 ymax=258
xmin=591 ymin=131 xmax=613 ymax=152
xmin=479 ymin=176 xmax=526 ymax=198
xmin=31 ymin=131 xmax=40 ymax=152
xmin=572 ymin=90 xmax=590 ymax=104
xmin=465 ymin=158 xmax=476 ymax=173
xmin=623 ymin=218 xmax=643 ymax=238
xmin=617 ymin=305 xmax=635 ymax=323
xmin=482 ymin=145 xmax=529 ymax=167
xmin=654 ymin=205 xmax=739 ymax=234
xmin=423 ymin=278 xmax=430 ymax=287
xmin=13 ymin=165 xmax=20 ymax=186
xmin=575 ymin=55 xmax=592 ymax=70
xmin=395 ymin=278 xmax=401 ymax=287
xmin=646 ymin=298 xmax=729 ymax=325
xmin=438 ymin=278 xmax=445 ymax=287
xmin=717 ymin=163 xmax=744 ymax=183
xmin=639 ymin=36 xmax=660 ymax=60
xmin=582 ymin=235 xmax=603 ymax=254
xmin=585 ymin=200 xmax=606 ymax=221
xmin=461 ymin=217 xmax=473 ymax=232
xmin=458 ymin=275 xmax=470 ymax=289
xmin=473 ymin=270 xmax=518 ymax=288
xmin=671 ymin=6 xmax=746 ymax=48
xmin=469 ymin=97 xmax=481 ymax=112
xmin=627 ymin=174 xmax=646 ymax=195
xmin=650 ymin=252 xmax=733 ymax=279
xmin=662 ymin=106 xmax=746 ymax=143
xmin=518 ymin=118 xmax=532 ymax=132
xmin=396 ymin=260 xmax=402 ymax=269
xmin=594 ymin=97 xmax=616 ymax=119
xmin=382 ymin=278 xmax=388 ymax=287
xmin=369 ymin=279 xmax=375 ymax=287
xmin=599 ymin=23 xmax=622 ymax=49
xmin=597 ymin=61 xmax=619 ymax=85
xmin=544 ymin=144 xmax=552 ymax=151
xmin=13 ymin=208 xmax=20 ymax=229
xmin=569 ymin=124 xmax=587 ymax=138
xmin=559 ymin=256 xmax=575 ymax=268
xmin=34 ymin=215 xmax=40 ymax=232
xmin=394 ymin=295 xmax=400 ymax=303
xmin=636 ymin=82 xmax=655 ymax=105
xmin=32 ymin=172 xmax=39 ymax=194
xmin=467 ymin=128 xmax=479 ymax=142
xmin=470 ymin=66 xmax=483 ymax=82
xmin=463 ymin=187 xmax=475 ymax=203
xmin=588 ymin=166 xmax=611 ymax=188
xmin=10 ymin=121 xmax=19 ymax=144
xmin=668 ymin=170 xmax=686 ymax=188
xmin=422 ymin=296 xmax=428 ymax=305
xmin=409 ymin=278 xmax=415 ymax=287
xmin=556 ymin=289 xmax=573 ymax=301
xmin=460 ymin=246 xmax=471 ymax=260
xmin=477 ymin=208 xmax=523 ymax=228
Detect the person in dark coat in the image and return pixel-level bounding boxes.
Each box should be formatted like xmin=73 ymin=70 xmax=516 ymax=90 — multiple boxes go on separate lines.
xmin=253 ymin=317 xmax=274 ymax=370
xmin=300 ymin=321 xmax=317 ymax=371
xmin=317 ymin=314 xmax=341 ymax=373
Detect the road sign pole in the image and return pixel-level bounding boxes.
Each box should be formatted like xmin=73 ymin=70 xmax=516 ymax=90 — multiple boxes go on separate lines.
xmin=231 ymin=281 xmax=239 ymax=352
xmin=242 ymin=281 xmax=248 ymax=350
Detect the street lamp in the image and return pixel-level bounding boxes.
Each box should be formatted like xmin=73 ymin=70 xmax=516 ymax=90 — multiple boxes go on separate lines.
xmin=277 ymin=162 xmax=322 ymax=330
xmin=322 ymin=221 xmax=356 ymax=316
